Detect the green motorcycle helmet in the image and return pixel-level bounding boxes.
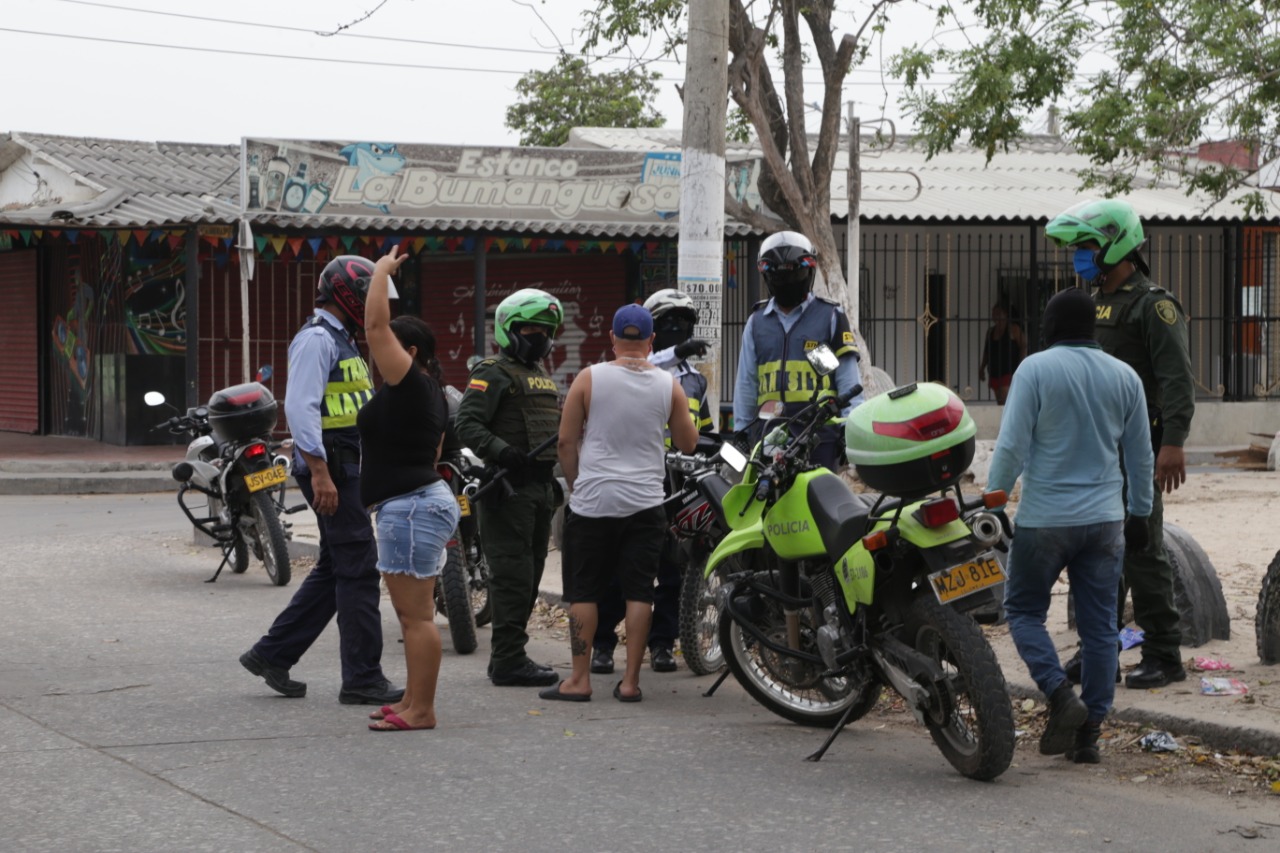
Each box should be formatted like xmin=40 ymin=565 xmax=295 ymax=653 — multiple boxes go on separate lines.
xmin=493 ymin=288 xmax=563 ymax=362
xmin=1045 ymin=199 xmax=1147 ymax=268
xmin=845 ymin=382 xmax=976 ymax=499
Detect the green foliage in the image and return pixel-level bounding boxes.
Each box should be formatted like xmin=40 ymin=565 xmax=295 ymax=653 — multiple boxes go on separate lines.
xmin=895 ymin=0 xmax=1280 ymax=216
xmin=505 ymin=54 xmax=664 ymax=148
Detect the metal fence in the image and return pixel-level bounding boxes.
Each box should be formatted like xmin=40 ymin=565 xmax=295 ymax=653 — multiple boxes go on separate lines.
xmin=846 ymin=224 xmax=1280 ymax=404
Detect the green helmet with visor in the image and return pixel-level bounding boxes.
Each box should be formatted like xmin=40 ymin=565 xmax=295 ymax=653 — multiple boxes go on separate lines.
xmin=1045 ymin=199 xmax=1147 ymax=268
xmin=494 ymin=288 xmax=563 ymax=363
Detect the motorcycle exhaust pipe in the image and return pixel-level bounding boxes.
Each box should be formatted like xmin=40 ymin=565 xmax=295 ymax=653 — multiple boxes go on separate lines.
xmin=171 ymin=461 xmax=194 ymax=483
xmin=969 ymin=512 xmax=1003 ymax=547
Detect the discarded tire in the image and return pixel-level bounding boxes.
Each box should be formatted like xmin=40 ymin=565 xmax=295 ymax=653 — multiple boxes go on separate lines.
xmin=1163 ymin=522 xmax=1230 ymax=647
xmin=1257 ymin=549 xmax=1280 ymax=665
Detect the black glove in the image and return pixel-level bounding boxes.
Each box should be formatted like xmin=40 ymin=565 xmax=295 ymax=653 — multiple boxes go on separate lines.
xmin=498 ymin=446 xmax=527 ymax=472
xmin=1124 ymin=515 xmax=1150 ymax=552
xmin=675 ymin=338 xmax=710 ymax=360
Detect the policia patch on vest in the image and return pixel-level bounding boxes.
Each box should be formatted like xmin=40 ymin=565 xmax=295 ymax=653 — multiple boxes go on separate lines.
xmin=1154 ymin=299 xmax=1178 ymax=325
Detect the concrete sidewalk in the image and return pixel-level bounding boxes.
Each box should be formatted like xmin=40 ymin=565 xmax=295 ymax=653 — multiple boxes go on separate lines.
xmin=2 ymin=431 xmax=1278 ymax=757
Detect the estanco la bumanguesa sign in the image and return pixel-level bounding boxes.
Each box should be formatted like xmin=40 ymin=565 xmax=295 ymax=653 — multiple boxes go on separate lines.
xmin=240 ymin=137 xmax=767 ymax=225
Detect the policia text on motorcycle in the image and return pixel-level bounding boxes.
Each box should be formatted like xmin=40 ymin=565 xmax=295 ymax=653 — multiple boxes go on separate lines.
xmin=455 ymin=288 xmax=566 ymax=688
xmin=1046 ymin=199 xmax=1195 ymax=691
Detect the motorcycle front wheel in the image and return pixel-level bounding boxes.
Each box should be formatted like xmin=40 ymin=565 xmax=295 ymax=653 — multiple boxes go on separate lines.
xmin=719 ymin=589 xmax=880 ymax=728
xmin=906 ymin=596 xmax=1014 ymax=781
xmin=249 ymin=491 xmax=292 ymax=587
xmin=439 ymin=537 xmax=479 ymax=655
xmin=678 ymin=556 xmax=725 ymax=676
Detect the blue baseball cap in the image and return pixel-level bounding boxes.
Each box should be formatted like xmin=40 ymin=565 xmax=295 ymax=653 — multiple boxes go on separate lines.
xmin=612 ymin=304 xmax=654 ymax=340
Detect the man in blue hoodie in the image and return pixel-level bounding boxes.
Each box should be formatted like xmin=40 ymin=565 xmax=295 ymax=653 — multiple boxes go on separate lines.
xmin=989 ymin=287 xmax=1154 ymax=765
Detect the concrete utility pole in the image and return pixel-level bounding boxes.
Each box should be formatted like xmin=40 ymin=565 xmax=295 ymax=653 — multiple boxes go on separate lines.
xmin=678 ymin=0 xmax=729 ymax=427
xmin=846 ymin=102 xmax=861 ymax=333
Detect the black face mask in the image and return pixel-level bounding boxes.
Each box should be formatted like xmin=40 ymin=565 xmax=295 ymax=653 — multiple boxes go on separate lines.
xmin=519 ymin=332 xmax=550 ymax=361
xmin=653 ymin=317 xmax=693 ymax=353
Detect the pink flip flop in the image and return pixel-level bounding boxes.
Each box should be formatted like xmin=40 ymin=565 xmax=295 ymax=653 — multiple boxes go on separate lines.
xmin=368 ymin=705 xmax=395 ymax=721
xmin=368 ymin=711 xmax=433 ymax=732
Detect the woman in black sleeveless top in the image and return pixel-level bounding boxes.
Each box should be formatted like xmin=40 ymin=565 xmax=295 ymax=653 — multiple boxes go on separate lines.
xmin=358 ymin=246 xmax=459 ymax=732
xmin=979 ymin=303 xmax=1027 ymax=405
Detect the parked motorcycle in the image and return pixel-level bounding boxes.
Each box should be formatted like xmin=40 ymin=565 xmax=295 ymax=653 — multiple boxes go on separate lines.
xmin=434 ymin=446 xmax=491 ymax=655
xmin=664 ymin=434 xmax=747 ymax=675
xmin=704 ymin=344 xmax=1016 ymax=781
xmin=146 ymin=382 xmax=299 ymax=586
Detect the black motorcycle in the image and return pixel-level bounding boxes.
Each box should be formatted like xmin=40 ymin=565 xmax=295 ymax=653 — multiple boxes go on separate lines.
xmin=434 ymin=447 xmax=492 ymax=655
xmin=146 ymin=382 xmax=299 ymax=586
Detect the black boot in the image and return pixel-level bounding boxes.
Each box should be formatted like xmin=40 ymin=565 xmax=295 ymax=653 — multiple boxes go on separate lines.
xmin=1065 ymin=721 xmax=1102 ymax=764
xmin=1124 ymin=657 xmax=1187 ymax=689
xmin=1041 ymin=683 xmax=1088 ymax=756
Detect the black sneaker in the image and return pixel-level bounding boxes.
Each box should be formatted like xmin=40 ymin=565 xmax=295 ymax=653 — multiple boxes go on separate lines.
xmin=1124 ymin=657 xmax=1187 ymax=689
xmin=650 ymin=647 xmax=677 ymax=673
xmin=240 ymin=648 xmax=306 ymax=698
xmin=1065 ymin=722 xmax=1102 ymax=764
xmin=590 ymin=648 xmax=615 ymax=675
xmin=1040 ymin=683 xmax=1088 ymax=756
xmin=491 ymin=660 xmax=559 ymax=687
xmin=339 ymin=680 xmax=405 ymax=705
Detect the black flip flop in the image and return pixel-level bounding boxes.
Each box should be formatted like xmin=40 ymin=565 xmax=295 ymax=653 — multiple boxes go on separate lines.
xmin=612 ymin=681 xmax=642 ymax=703
xmin=538 ymin=682 xmax=590 ymax=703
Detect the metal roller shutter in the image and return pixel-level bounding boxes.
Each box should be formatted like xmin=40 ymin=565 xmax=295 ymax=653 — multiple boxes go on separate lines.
xmin=423 ymin=253 xmax=628 ymax=391
xmin=0 ymin=251 xmax=39 ymax=432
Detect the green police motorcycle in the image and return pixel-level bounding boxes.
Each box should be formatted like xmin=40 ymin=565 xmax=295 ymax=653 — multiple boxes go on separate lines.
xmin=706 ymin=346 xmax=1015 ymax=781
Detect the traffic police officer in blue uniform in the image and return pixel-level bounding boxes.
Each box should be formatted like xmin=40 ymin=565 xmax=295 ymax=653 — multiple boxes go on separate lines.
xmin=240 ymin=255 xmax=403 ymax=706
xmin=733 ymin=231 xmax=864 ymax=470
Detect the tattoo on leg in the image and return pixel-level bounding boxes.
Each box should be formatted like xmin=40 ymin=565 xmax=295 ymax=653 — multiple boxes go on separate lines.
xmin=569 ymin=614 xmax=588 ymax=658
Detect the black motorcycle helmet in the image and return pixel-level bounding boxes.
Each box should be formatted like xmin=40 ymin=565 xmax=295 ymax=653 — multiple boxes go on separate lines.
xmin=758 ymin=231 xmax=818 ymax=309
xmin=317 ymin=255 xmax=397 ymax=329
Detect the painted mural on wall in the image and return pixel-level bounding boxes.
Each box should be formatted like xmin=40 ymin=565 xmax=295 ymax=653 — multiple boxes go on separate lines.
xmin=122 ymin=247 xmax=186 ymax=356
xmin=241 ymin=138 xmax=768 ymax=225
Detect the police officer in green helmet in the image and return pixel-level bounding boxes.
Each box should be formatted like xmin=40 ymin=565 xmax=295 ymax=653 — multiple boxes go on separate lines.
xmin=1045 ymin=198 xmax=1195 ymax=689
xmin=456 ymin=288 xmax=564 ymax=688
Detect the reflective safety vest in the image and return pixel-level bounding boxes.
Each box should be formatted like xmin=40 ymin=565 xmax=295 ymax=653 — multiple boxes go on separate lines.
xmin=750 ymin=297 xmax=857 ymax=416
xmin=664 ymin=363 xmax=712 ymax=447
xmin=308 ymin=317 xmax=374 ymax=432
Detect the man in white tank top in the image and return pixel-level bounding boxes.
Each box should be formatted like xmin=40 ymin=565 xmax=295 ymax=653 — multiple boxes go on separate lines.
xmin=539 ymin=305 xmax=699 ymax=703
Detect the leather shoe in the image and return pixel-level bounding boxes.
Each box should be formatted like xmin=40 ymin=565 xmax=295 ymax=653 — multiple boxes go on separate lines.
xmin=488 ymin=660 xmax=554 ymax=678
xmin=491 ymin=660 xmax=559 ymax=687
xmin=1124 ymin=657 xmax=1187 ymax=689
xmin=339 ymin=680 xmax=406 ymax=706
xmin=650 ymin=647 xmax=677 ymax=673
xmin=240 ymin=648 xmax=306 ymax=698
xmin=590 ymin=648 xmax=615 ymax=675
xmin=1040 ymin=683 xmax=1088 ymax=756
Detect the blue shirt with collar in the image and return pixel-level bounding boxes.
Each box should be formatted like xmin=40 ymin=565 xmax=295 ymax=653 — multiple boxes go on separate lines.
xmin=284 ymin=308 xmax=347 ymax=472
xmin=732 ymin=293 xmax=864 ymax=427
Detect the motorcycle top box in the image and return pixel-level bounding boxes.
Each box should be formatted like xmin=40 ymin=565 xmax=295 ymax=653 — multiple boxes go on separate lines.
xmin=207 ymin=382 xmax=278 ymax=444
xmin=844 ymin=382 xmax=976 ymax=499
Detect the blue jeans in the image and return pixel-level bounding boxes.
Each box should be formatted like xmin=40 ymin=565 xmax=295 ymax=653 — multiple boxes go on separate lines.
xmin=1004 ymin=523 xmax=1125 ymax=722
xmin=373 ymin=480 xmax=460 ymax=578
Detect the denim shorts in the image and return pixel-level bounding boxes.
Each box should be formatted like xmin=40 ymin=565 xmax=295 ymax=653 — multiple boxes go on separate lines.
xmin=373 ymin=480 xmax=460 ymax=579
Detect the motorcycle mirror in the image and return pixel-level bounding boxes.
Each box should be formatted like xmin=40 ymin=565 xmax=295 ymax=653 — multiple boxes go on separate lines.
xmin=256 ymin=364 xmax=273 ymax=382
xmin=806 ymin=343 xmax=839 ymax=377
xmin=143 ymin=391 xmax=166 ymax=407
xmin=718 ymin=442 xmax=748 ymax=473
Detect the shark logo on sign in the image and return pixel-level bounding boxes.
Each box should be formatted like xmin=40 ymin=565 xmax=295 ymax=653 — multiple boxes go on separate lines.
xmin=338 ymin=142 xmax=407 ymax=214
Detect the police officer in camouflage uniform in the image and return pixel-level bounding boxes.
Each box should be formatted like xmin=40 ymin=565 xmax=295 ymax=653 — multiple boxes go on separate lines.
xmin=1047 ymin=199 xmax=1194 ymax=689
xmin=456 ymin=289 xmax=564 ymax=688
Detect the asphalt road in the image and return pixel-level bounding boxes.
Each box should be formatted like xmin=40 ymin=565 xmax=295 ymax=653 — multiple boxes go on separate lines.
xmin=1 ymin=494 xmax=1275 ymax=853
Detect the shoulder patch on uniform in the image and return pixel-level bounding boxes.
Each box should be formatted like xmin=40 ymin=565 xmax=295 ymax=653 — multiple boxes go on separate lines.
xmin=1154 ymin=299 xmax=1178 ymax=325
xmin=467 ymin=378 xmax=490 ymax=392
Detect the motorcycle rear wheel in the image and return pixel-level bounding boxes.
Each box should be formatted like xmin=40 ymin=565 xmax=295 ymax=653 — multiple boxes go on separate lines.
xmin=906 ymin=596 xmax=1014 ymax=781
xmin=439 ymin=537 xmax=479 ymax=655
xmin=249 ymin=491 xmax=292 ymax=587
xmin=678 ymin=556 xmax=725 ymax=676
xmin=719 ymin=593 xmax=880 ymax=728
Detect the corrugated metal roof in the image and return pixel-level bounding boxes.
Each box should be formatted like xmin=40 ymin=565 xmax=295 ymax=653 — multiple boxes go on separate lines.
xmin=241 ymin=212 xmax=747 ymax=238
xmin=567 ymin=127 xmax=1280 ymax=223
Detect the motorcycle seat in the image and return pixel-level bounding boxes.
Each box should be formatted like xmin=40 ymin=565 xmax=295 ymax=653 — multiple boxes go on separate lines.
xmin=807 ymin=478 xmax=903 ymax=557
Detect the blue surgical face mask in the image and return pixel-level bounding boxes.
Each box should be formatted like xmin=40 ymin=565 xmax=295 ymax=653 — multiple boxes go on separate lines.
xmin=1073 ymin=248 xmax=1102 ymax=282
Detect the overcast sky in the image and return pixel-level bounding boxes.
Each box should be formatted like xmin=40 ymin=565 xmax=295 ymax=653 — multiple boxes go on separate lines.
xmin=0 ymin=0 xmax=1005 ymax=148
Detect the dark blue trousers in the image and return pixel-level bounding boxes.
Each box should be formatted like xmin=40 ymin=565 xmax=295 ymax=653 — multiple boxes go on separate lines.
xmin=253 ymin=464 xmax=386 ymax=689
